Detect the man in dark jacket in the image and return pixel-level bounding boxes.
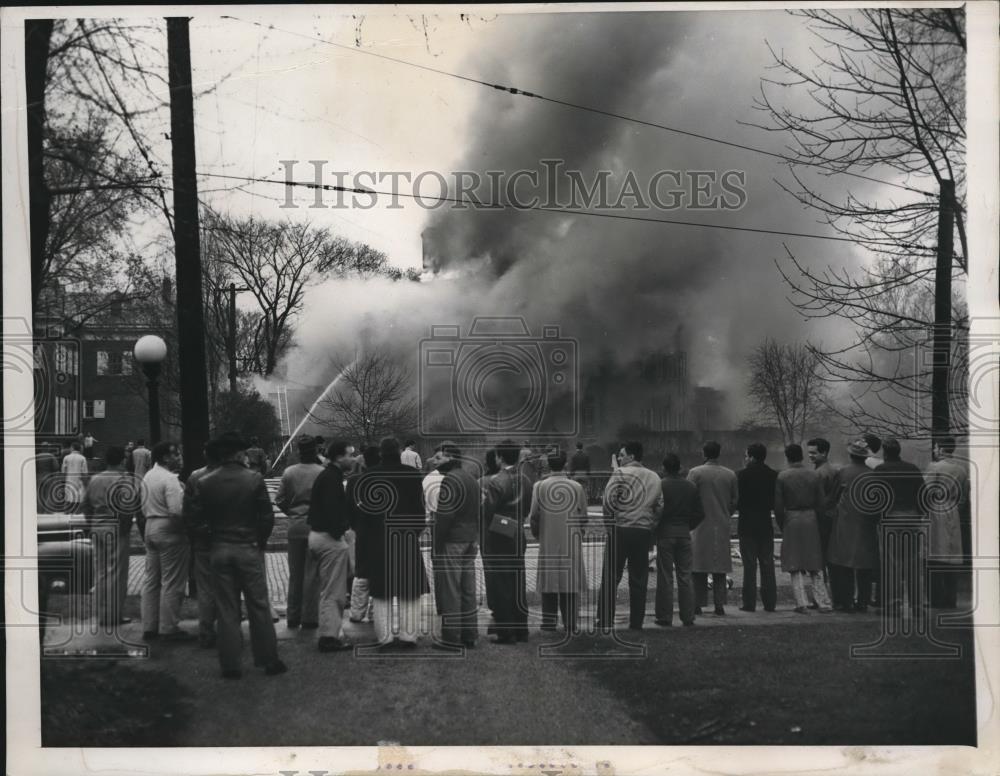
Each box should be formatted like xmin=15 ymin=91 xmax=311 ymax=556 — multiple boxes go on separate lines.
xmin=355 ymin=437 xmax=428 ymax=648
xmin=482 ymin=439 xmax=533 ymax=644
xmin=307 ymin=439 xmax=355 ymax=652
xmin=183 ymin=440 xmax=221 ymax=647
xmin=430 ymin=442 xmax=481 ymax=648
xmin=186 ymin=432 xmax=285 ymax=679
xmin=736 ymin=443 xmax=778 ymax=613
xmin=654 ymin=453 xmax=704 ymax=626
xmin=874 ymin=439 xmax=927 ymax=615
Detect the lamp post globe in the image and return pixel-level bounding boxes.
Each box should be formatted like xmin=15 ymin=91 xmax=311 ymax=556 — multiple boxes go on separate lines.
xmin=134 ymin=335 xmax=167 ymax=445
xmin=134 ymin=335 xmax=167 ymax=365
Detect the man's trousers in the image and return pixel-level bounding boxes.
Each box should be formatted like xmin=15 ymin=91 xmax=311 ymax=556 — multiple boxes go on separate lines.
xmin=286 ymin=530 xmax=318 ymax=627
xmin=433 ymin=541 xmax=479 ymax=645
xmin=141 ymin=517 xmax=190 ymax=635
xmin=482 ymin=530 xmax=528 ymax=640
xmin=596 ymin=526 xmax=652 ymax=630
xmin=210 ymin=542 xmax=278 ymax=672
xmin=192 ymin=545 xmax=218 ymax=641
xmin=829 ymin=564 xmax=875 ymax=609
xmin=308 ymin=531 xmax=350 ymax=640
xmin=91 ymin=522 xmax=131 ymax=627
xmin=693 ymin=572 xmax=728 ymax=610
xmin=655 ymin=534 xmax=695 ymax=624
xmin=541 ymin=592 xmax=579 ymax=633
xmin=738 ymin=532 xmax=776 ymax=611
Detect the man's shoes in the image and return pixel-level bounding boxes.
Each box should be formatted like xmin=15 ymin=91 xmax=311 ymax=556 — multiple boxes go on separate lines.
xmin=818 ymin=607 xmax=834 ymax=613
xmin=160 ymin=630 xmax=195 ymax=642
xmin=142 ymin=631 xmax=159 ymax=641
xmin=492 ymin=635 xmax=518 ymax=645
xmin=286 ymin=620 xmax=300 ymax=629
xmin=264 ymin=660 xmax=288 ymax=676
xmin=764 ymin=607 xmax=776 ymax=612
xmin=654 ymin=619 xmax=672 ymax=627
xmin=118 ymin=617 xmax=133 ymax=625
xmin=793 ymin=606 xmax=809 ymax=614
xmin=627 ymin=624 xmax=643 ymax=631
xmin=318 ymin=637 xmax=352 ymax=653
xmin=221 ymin=669 xmax=242 ymax=680
xmin=738 ymin=606 xmax=755 ymax=612
xmin=714 ymin=606 xmax=726 ymax=616
xmin=694 ymin=606 xmax=703 ymax=615
xmin=348 ymin=617 xmax=365 ymax=624
xmin=853 ymin=603 xmax=868 ymax=613
xmin=807 ymin=603 xmax=820 ymax=610
xmin=301 ymin=622 xmax=319 ymax=630
xmin=461 ymin=640 xmax=477 ymax=649
xmin=682 ymin=620 xmax=695 ymax=627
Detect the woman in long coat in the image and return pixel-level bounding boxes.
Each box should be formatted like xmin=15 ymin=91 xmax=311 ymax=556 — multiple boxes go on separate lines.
xmin=687 ymin=451 xmax=739 ymax=614
xmin=827 ymin=441 xmax=881 ymax=611
xmin=353 ymin=438 xmax=429 ymax=646
xmin=529 ymin=452 xmax=588 ymax=634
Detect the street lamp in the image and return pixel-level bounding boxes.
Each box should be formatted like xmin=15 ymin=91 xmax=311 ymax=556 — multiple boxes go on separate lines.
xmin=134 ymin=335 xmax=167 ymax=445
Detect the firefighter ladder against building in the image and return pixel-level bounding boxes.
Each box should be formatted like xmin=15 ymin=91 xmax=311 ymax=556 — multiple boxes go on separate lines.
xmin=275 ymin=385 xmax=291 ymax=437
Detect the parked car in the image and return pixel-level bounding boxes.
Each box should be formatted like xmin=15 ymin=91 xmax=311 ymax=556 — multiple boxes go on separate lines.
xmin=37 ymin=514 xmax=94 ymax=637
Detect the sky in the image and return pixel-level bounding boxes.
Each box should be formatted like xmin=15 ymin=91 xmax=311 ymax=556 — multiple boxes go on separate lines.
xmin=60 ymin=7 xmax=946 ymax=424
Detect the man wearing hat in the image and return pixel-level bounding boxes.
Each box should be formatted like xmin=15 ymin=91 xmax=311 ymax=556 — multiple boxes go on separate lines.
xmin=186 ymin=431 xmax=286 ymax=678
xmin=276 ymin=435 xmax=325 ymax=630
xmin=827 ymin=439 xmax=881 ymax=612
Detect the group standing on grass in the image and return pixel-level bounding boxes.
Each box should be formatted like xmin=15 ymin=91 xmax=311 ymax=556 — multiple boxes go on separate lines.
xmin=68 ymin=428 xmax=969 ymax=679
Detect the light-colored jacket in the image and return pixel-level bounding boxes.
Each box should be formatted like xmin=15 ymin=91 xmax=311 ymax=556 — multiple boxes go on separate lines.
xmin=602 ymin=462 xmax=663 ymax=531
xmin=925 ymin=458 xmax=968 ymax=564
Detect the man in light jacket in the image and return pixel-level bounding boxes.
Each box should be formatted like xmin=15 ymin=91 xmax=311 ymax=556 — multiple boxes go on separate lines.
xmin=596 ymin=440 xmax=663 ymax=632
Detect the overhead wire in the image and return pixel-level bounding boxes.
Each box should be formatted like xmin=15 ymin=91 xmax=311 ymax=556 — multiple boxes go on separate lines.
xmin=219 ymin=14 xmax=937 ymax=198
xmin=196 ymin=171 xmax=938 ymax=252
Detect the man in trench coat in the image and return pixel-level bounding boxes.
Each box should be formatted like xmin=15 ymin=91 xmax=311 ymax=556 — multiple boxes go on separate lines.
xmin=688 ymin=441 xmax=738 ymax=615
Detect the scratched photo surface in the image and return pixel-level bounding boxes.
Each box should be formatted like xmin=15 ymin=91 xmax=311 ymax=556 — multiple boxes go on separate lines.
xmin=4 ymin=2 xmax=997 ymax=768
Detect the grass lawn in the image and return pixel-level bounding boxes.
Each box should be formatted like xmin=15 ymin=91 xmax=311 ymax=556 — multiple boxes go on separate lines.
xmin=39 ymin=612 xmax=977 ymax=746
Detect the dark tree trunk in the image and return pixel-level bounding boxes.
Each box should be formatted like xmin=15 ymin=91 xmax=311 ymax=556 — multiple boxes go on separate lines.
xmin=25 ymin=19 xmax=54 ymax=307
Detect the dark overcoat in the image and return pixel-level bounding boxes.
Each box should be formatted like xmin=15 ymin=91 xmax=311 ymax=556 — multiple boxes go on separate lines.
xmin=352 ymin=460 xmax=429 ymax=600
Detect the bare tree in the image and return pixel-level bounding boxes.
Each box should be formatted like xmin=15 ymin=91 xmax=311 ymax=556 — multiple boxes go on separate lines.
xmin=308 ymin=350 xmax=418 ymax=447
xmin=201 ymin=212 xmax=392 ymax=376
xmin=750 ymin=9 xmax=967 ymax=436
xmin=747 ymin=339 xmax=832 ymax=445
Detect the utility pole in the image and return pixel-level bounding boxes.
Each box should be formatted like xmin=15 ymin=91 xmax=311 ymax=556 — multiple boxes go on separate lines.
xmin=228 ymin=282 xmax=238 ymax=394
xmin=931 ymin=179 xmax=955 ymax=440
xmin=167 ymin=17 xmax=210 ymax=474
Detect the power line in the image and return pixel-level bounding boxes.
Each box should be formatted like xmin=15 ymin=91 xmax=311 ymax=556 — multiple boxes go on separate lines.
xmin=219 ymin=14 xmax=936 ymax=198
xmin=196 ymin=171 xmax=937 ymax=252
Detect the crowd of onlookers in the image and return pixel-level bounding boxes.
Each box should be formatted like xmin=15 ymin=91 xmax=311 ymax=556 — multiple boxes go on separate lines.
xmin=43 ymin=428 xmax=969 ymax=679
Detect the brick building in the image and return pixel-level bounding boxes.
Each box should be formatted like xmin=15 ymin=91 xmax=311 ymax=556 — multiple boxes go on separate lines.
xmin=33 ymin=281 xmax=175 ymax=456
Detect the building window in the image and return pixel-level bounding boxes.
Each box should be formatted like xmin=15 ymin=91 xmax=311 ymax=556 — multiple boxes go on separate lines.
xmin=97 ymin=350 xmax=133 ymax=376
xmin=82 ymin=399 xmax=106 ymax=419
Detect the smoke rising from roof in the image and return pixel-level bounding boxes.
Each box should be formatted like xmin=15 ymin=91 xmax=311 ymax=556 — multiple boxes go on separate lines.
xmin=280 ymin=11 xmax=859 ymax=426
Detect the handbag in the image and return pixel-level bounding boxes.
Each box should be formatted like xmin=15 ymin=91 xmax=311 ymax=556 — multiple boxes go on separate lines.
xmin=488 ymin=513 xmax=520 ymax=540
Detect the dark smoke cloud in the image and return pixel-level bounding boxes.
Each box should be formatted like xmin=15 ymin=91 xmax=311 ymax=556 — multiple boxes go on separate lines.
xmin=283 ymin=11 xmax=860 ymax=426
